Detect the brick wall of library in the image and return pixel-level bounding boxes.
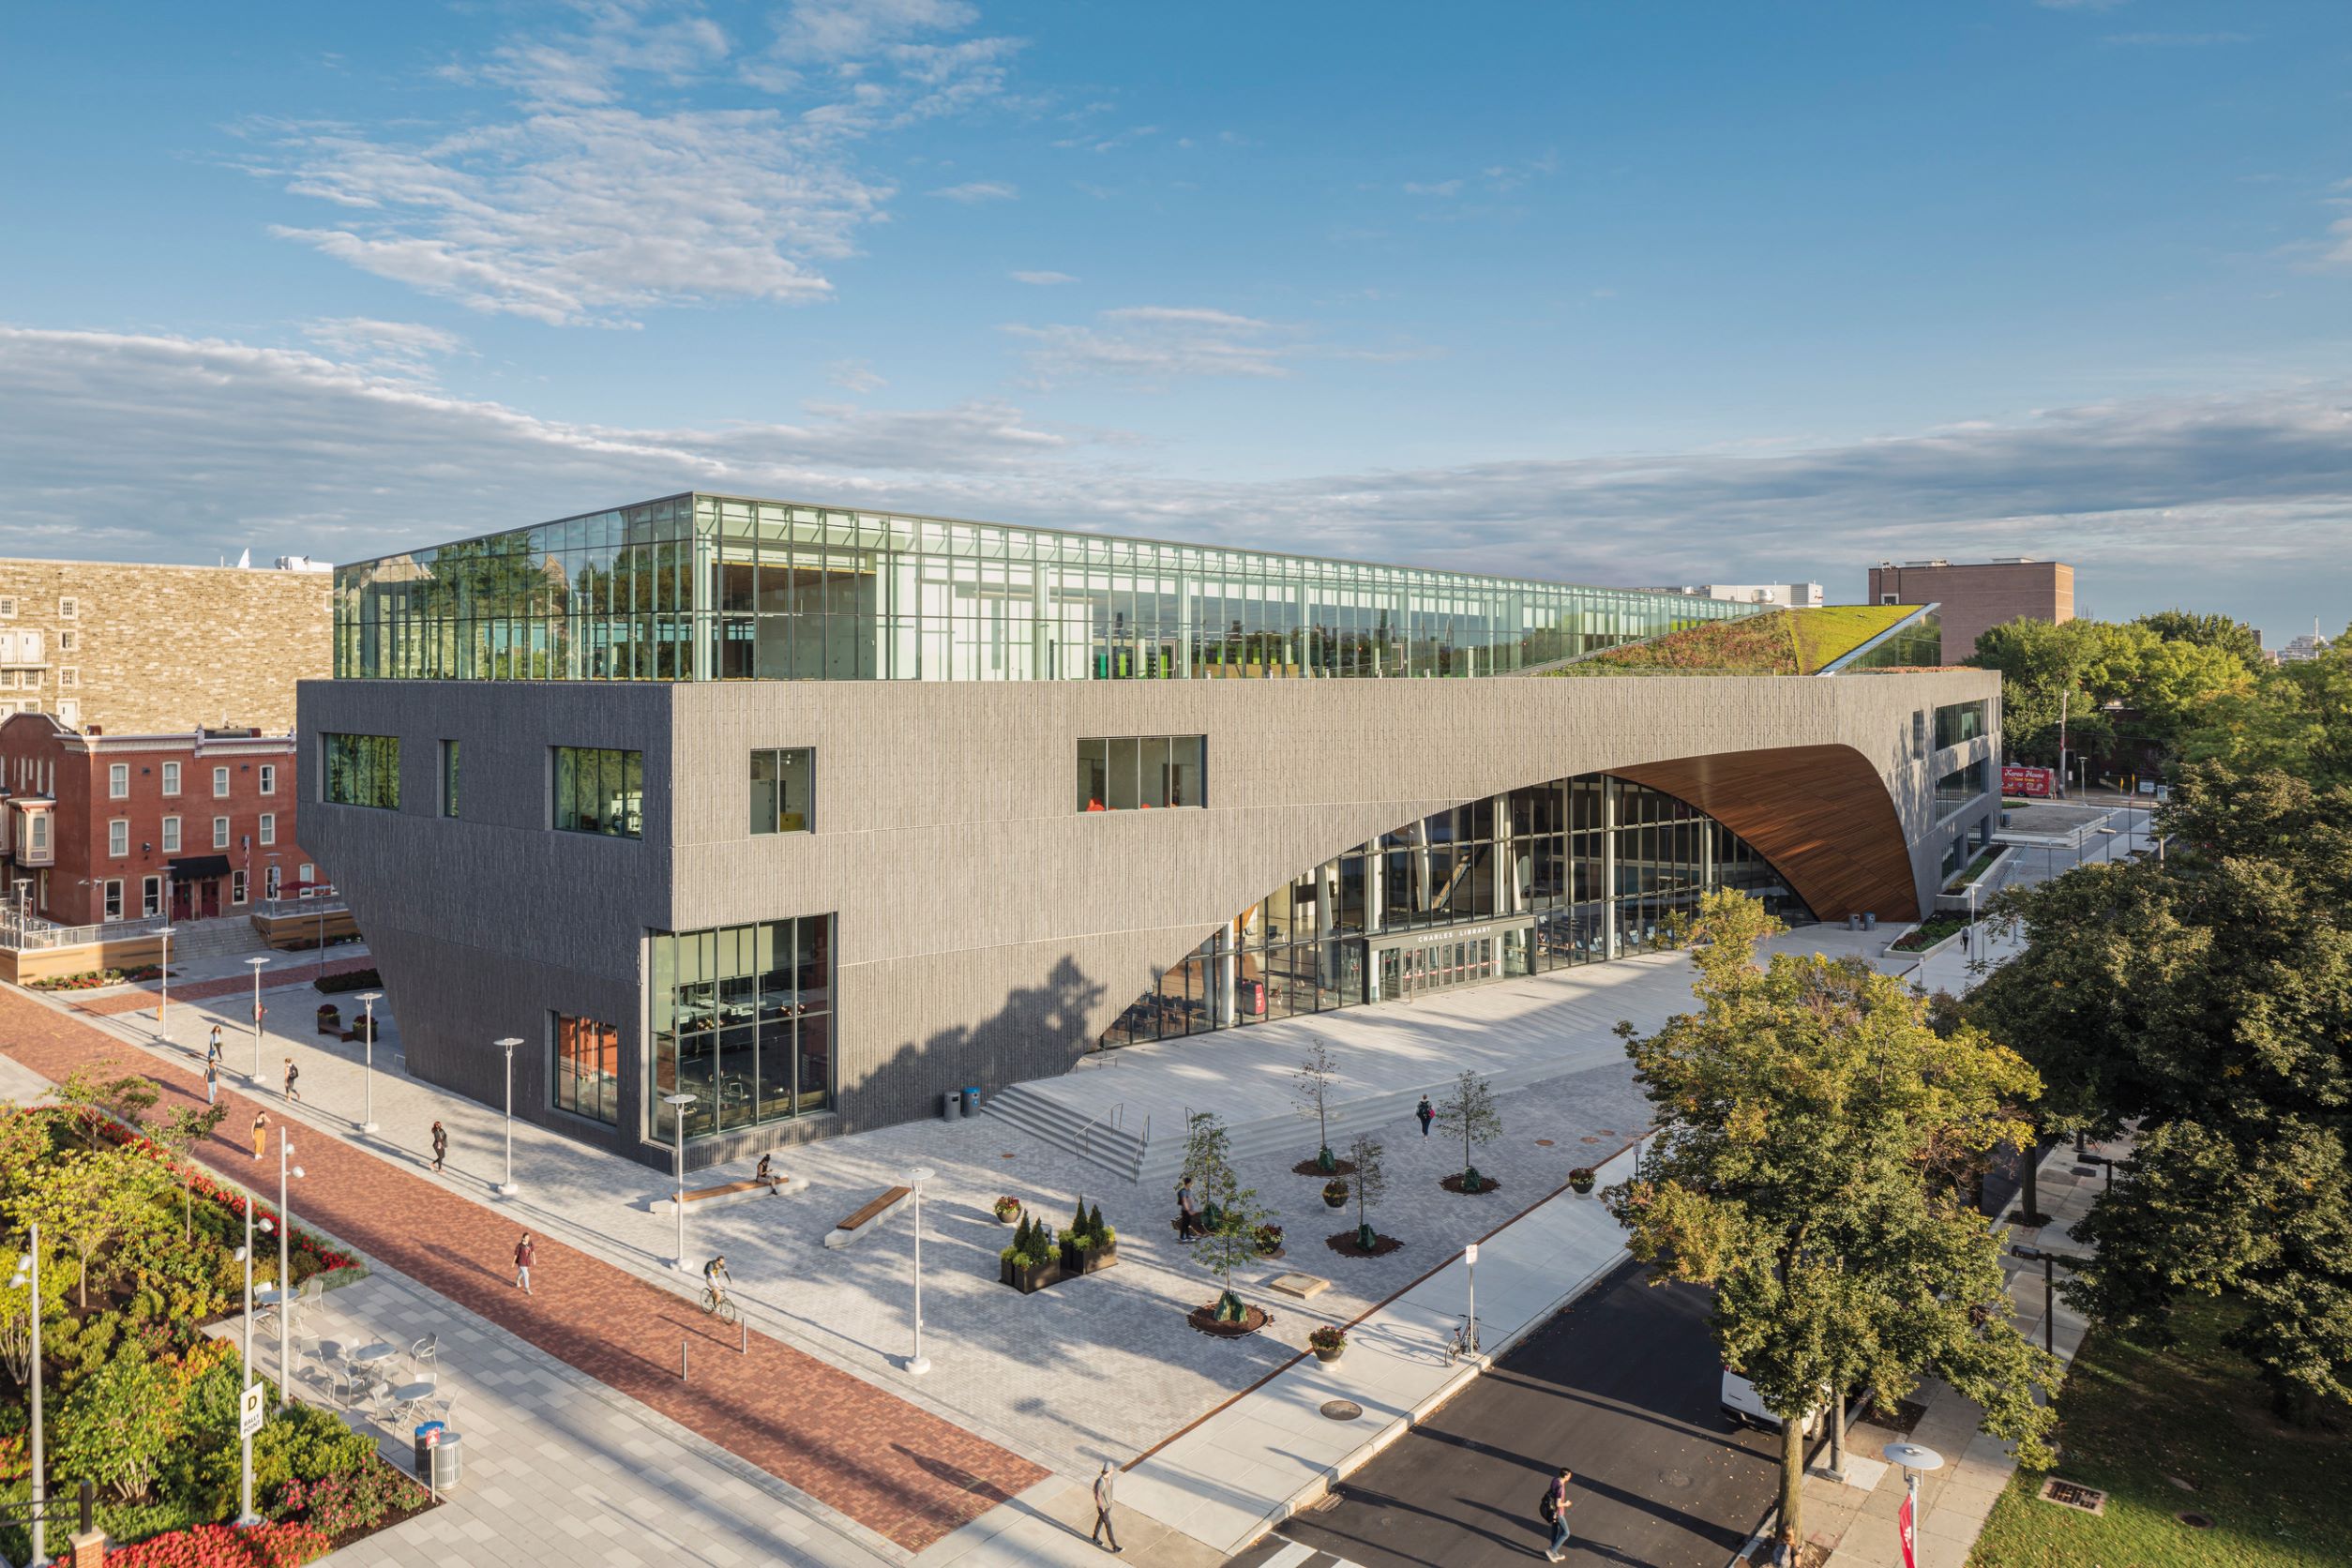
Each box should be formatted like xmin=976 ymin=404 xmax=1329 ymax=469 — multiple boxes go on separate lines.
xmin=0 ymin=561 xmax=330 ymax=734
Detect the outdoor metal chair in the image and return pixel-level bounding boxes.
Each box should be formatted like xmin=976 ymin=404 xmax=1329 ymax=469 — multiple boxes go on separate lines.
xmin=410 ymin=1332 xmax=439 ymax=1376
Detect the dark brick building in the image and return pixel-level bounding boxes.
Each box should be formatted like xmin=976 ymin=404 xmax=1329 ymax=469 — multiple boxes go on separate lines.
xmin=1867 ymin=558 xmax=2074 ymax=665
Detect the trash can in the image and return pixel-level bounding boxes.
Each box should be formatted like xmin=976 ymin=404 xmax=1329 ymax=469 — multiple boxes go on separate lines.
xmin=1862 ymin=912 xmax=1877 ymax=931
xmin=961 ymin=1085 xmax=983 ymax=1117
xmin=427 ymin=1431 xmax=462 ymax=1492
xmin=412 ymin=1422 xmax=445 ymax=1483
xmin=941 ymin=1091 xmax=962 ymax=1122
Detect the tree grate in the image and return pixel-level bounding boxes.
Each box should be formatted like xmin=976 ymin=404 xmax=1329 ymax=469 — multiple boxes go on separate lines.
xmin=2037 ymin=1478 xmax=2107 ymax=1515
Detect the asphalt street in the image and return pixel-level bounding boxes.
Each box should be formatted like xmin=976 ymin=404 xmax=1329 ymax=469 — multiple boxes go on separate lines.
xmin=1232 ymin=1259 xmax=1780 ymax=1568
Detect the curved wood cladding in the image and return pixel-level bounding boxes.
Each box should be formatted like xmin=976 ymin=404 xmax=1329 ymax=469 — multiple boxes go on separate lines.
xmin=1610 ymin=744 xmax=1922 ymax=922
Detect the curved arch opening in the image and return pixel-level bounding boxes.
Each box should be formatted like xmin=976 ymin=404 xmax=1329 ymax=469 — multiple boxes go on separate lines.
xmin=1098 ymin=772 xmax=1816 ymax=1049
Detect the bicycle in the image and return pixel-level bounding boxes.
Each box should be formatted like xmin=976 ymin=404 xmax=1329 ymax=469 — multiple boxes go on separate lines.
xmin=701 ymin=1286 xmax=740 ymax=1326
xmin=1441 ymin=1314 xmax=1480 ymax=1365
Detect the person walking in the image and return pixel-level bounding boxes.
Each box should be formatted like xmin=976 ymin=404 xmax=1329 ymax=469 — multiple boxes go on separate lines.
xmin=1416 ymin=1094 xmax=1435 ymax=1138
xmin=250 ymin=1109 xmax=270 ymax=1160
xmin=513 ymin=1232 xmax=535 ymax=1296
xmin=1175 ymin=1174 xmax=1199 ymax=1243
xmin=204 ymin=1059 xmax=219 ymax=1106
xmin=429 ymin=1120 xmax=447 ymax=1174
xmin=282 ymin=1056 xmax=302 ymax=1103
xmin=1540 ymin=1467 xmax=1574 ymax=1561
xmin=1090 ymin=1460 xmax=1121 ymax=1553
xmin=205 ymin=1024 xmax=223 ymax=1067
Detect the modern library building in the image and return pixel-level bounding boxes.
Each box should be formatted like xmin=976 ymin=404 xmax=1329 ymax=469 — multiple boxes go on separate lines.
xmin=302 ymin=493 xmax=2000 ymax=1169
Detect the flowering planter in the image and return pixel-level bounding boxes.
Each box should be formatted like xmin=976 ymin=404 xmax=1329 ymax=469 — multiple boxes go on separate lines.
xmin=1311 ymin=1342 xmax=1345 ymax=1364
xmin=1321 ymin=1181 xmax=1349 ymax=1209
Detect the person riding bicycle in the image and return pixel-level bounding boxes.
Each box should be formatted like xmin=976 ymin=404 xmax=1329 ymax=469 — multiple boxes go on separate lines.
xmin=701 ymin=1254 xmax=731 ymax=1308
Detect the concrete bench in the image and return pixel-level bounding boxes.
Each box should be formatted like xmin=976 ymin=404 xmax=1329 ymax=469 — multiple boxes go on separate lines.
xmin=653 ymin=1170 xmax=808 ymax=1217
xmin=821 ymin=1184 xmax=912 ymax=1249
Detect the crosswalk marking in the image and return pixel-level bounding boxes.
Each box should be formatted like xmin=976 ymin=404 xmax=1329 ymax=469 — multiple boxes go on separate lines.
xmin=1262 ymin=1545 xmax=1318 ymax=1568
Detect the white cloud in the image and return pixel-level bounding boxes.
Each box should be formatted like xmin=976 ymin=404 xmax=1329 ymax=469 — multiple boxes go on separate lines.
xmin=1010 ymin=269 xmax=1078 ymax=285
xmin=827 ymin=358 xmax=888 ymax=393
xmin=5 ymin=323 xmax=2348 ymax=632
xmin=929 ymin=180 xmax=1018 ymax=203
xmin=300 ymin=317 xmax=467 ymax=375
xmin=1005 ymin=306 xmax=1304 ymax=384
xmin=1403 ymin=180 xmax=1462 ymax=198
xmin=247 ymin=1 xmax=1018 ymax=325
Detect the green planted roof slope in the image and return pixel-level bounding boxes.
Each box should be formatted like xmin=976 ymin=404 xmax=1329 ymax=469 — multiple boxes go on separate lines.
xmin=1545 ymin=603 xmax=1919 ymax=676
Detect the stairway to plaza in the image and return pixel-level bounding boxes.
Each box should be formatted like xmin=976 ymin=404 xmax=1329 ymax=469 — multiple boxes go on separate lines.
xmin=983 ymin=948 xmax=1698 ymax=1186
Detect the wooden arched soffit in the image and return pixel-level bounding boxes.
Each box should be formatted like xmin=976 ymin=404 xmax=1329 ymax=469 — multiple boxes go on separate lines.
xmin=1609 ymin=744 xmax=1922 ymax=922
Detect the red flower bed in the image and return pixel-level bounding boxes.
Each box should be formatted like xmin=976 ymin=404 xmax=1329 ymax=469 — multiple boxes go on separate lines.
xmin=105 ymin=1521 xmax=331 ymax=1568
xmin=95 ymin=1117 xmax=355 ymax=1273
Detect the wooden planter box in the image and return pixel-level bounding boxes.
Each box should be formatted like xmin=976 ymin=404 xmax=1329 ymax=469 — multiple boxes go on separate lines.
xmin=1000 ymin=1255 xmax=1061 ymax=1294
xmin=1059 ymin=1239 xmax=1120 ymax=1278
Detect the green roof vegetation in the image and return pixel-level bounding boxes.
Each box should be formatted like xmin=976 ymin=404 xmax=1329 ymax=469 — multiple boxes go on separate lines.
xmin=1544 ymin=603 xmax=1922 ymax=676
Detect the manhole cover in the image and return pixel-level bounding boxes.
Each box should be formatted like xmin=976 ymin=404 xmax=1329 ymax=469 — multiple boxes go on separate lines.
xmin=2178 ymin=1512 xmax=2214 ymax=1530
xmin=2038 ymin=1479 xmax=2107 ymax=1515
xmin=1534 ymin=1138 xmax=1555 ymax=1146
xmin=1001 ymin=1153 xmax=1018 ymax=1160
xmin=1597 ymin=1128 xmax=1617 ymax=1136
xmin=1320 ymin=1400 xmax=1364 ymax=1422
xmin=1579 ymin=1136 xmax=1602 ymax=1144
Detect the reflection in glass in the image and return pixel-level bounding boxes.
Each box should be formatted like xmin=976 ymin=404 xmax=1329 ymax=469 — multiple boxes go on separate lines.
xmin=650 ymin=913 xmax=834 ymax=1141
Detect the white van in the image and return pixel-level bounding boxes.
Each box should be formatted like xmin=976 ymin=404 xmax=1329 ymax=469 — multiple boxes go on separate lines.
xmin=1720 ymin=1367 xmax=1823 ymax=1435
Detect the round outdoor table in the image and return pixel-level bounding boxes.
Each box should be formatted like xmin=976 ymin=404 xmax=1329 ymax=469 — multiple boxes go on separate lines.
xmin=351 ymin=1342 xmax=398 ymax=1366
xmin=387 ymin=1380 xmax=436 ymax=1418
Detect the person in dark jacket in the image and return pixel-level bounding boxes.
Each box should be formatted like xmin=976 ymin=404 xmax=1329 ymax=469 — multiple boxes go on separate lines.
xmin=1175 ymin=1175 xmax=1199 ymax=1242
xmin=1542 ymin=1467 xmax=1574 ymax=1561
xmin=1416 ymin=1095 xmax=1435 ymax=1138
xmin=514 ymin=1232 xmax=535 ymax=1295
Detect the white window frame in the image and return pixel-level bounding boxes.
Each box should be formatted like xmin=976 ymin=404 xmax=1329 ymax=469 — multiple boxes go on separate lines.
xmin=161 ymin=761 xmax=180 ymax=796
xmin=259 ymin=763 xmax=276 ymax=795
xmin=55 ymin=596 xmax=76 ymax=620
xmin=161 ymin=815 xmax=181 ymax=853
xmin=56 ymin=629 xmax=72 ymax=652
xmin=141 ymin=875 xmax=160 ymax=917
xmin=108 ymin=762 xmax=128 ymax=799
xmin=297 ymin=863 xmax=316 ymax=897
xmin=28 ymin=814 xmax=48 ymax=856
xmin=258 ymin=811 xmax=276 ymax=847
xmin=101 ymin=880 xmax=122 ymax=922
xmin=0 ymin=597 xmax=14 ymax=618
xmin=58 ymin=668 xmax=77 ymax=689
xmin=232 ymin=868 xmax=249 ymax=906
xmin=212 ymin=815 xmax=230 ymax=850
xmin=212 ymin=765 xmax=230 ymax=799
xmin=264 ymin=865 xmax=281 ymax=901
xmin=107 ymin=819 xmax=128 ymax=858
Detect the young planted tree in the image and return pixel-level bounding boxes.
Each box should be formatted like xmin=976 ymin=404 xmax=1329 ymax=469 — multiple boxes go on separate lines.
xmin=153 ymin=1102 xmax=230 ymax=1243
xmin=52 ymin=1063 xmax=158 ymax=1151
xmin=1292 ymin=1037 xmax=1342 ymax=1172
xmin=1346 ymin=1132 xmax=1386 ymax=1251
xmin=1184 ymin=1110 xmax=1271 ymax=1322
xmin=1611 ymin=888 xmax=2058 ymax=1544
xmin=1182 ymin=1108 xmax=1234 ymax=1229
xmin=1433 ymin=1069 xmax=1500 ymax=1191
xmin=22 ymin=1147 xmax=164 ymax=1308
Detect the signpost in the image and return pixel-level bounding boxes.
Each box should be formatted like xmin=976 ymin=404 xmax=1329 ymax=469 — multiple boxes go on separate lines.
xmin=238 ymin=1381 xmax=265 ymax=1439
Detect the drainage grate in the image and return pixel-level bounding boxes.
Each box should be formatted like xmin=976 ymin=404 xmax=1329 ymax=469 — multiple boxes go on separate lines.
xmin=2038 ymin=1479 xmax=2107 ymax=1515
xmin=1319 ymin=1399 xmax=1364 ymax=1422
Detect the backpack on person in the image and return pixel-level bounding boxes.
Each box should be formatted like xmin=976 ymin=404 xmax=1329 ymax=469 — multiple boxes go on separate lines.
xmin=1538 ymin=1485 xmax=1559 ymax=1523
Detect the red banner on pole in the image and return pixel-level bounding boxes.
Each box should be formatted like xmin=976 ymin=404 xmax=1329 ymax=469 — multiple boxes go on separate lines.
xmin=1897 ymin=1489 xmax=1917 ymax=1568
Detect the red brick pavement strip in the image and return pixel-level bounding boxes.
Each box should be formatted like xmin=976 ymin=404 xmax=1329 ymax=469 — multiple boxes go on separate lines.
xmin=72 ymin=956 xmax=378 ymax=1017
xmin=0 ymin=989 xmax=1046 ymax=1551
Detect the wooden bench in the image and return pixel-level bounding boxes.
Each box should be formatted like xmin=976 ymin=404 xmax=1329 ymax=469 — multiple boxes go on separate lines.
xmin=822 ymin=1184 xmax=912 ymax=1249
xmin=652 ymin=1169 xmax=808 ymax=1217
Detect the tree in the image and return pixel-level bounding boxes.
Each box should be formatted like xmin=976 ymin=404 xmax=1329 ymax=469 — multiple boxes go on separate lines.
xmin=0 ymin=1229 xmax=69 ymax=1386
xmin=1292 ymin=1037 xmax=1342 ymax=1172
xmin=153 ymin=1103 xmax=230 ymax=1243
xmin=51 ymin=1063 xmax=158 ymax=1151
xmin=1346 ymin=1132 xmax=1386 ymax=1251
xmin=2136 ymin=609 xmax=2264 ymax=671
xmin=1433 ymin=1069 xmax=1500 ymax=1191
xmin=1969 ymin=759 xmax=2352 ymax=1419
xmin=1612 ymin=889 xmax=2058 ymax=1542
xmin=18 ymin=1147 xmax=162 ymax=1308
xmin=53 ymin=1340 xmax=178 ymax=1502
xmin=2179 ymin=632 xmax=2352 ymax=790
xmin=1183 ymin=1110 xmax=1271 ymax=1322
xmin=1970 ymin=617 xmax=2119 ymax=769
xmin=1181 ymin=1108 xmax=1234 ymax=1229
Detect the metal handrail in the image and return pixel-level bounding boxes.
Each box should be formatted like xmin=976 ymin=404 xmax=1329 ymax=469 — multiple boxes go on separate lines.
xmin=0 ymin=912 xmax=167 ymax=952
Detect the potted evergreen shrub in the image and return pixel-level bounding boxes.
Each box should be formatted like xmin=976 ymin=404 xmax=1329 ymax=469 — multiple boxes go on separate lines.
xmin=1059 ymin=1198 xmax=1120 ymax=1277
xmin=1308 ymin=1324 xmax=1347 ymax=1364
xmin=998 ymin=1214 xmax=1060 ymax=1293
xmin=1569 ymin=1168 xmax=1596 ymax=1197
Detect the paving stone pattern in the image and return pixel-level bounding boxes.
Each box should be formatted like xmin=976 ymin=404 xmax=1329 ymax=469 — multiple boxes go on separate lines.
xmin=0 ymin=987 xmax=1048 ymax=1553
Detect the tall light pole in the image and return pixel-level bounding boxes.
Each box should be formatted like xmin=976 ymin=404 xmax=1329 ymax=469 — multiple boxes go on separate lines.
xmin=355 ymin=991 xmax=383 ymax=1134
xmin=1884 ymin=1440 xmax=1943 ymax=1564
xmin=239 ymin=1199 xmax=275 ymax=1526
xmin=495 ymin=1037 xmax=522 ymax=1196
xmin=12 ymin=1227 xmax=45 ymax=1566
xmin=155 ymin=923 xmax=176 ymax=1041
xmin=663 ymin=1092 xmax=697 ymax=1273
xmin=245 ymin=955 xmax=271 ymax=1083
xmin=1463 ymin=1241 xmax=1480 ymax=1358
xmin=903 ymin=1165 xmax=935 ymax=1375
xmin=278 ymin=1132 xmax=305 ymax=1408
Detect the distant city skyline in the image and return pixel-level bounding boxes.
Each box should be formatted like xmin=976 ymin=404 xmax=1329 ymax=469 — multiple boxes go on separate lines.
xmin=3 ymin=1 xmax=2349 ymax=643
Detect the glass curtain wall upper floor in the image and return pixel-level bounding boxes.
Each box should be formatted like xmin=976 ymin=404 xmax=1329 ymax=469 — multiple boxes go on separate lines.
xmin=334 ymin=493 xmax=1758 ymax=684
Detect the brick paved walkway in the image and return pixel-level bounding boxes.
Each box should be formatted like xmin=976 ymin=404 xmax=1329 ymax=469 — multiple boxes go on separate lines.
xmin=70 ymin=956 xmax=377 ymax=1016
xmin=0 ymin=989 xmax=1045 ymax=1552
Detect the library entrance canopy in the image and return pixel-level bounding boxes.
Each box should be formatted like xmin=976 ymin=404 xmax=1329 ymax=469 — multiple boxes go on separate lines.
xmin=333 ymin=493 xmax=1758 ymax=684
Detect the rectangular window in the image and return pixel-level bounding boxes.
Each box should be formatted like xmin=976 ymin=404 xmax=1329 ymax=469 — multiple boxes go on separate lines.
xmin=212 ymin=816 xmax=229 ymax=850
xmin=56 ymin=629 xmax=72 ymax=652
xmin=231 ymin=868 xmax=249 ymax=906
xmin=102 ymin=880 xmax=122 ymax=921
xmin=1077 ymin=736 xmax=1207 ymax=811
xmin=108 ymin=762 xmax=128 ymax=799
xmin=161 ymin=815 xmax=181 ymax=853
xmin=323 ymin=733 xmax=400 ymax=809
xmin=259 ymin=764 xmax=276 ymax=795
xmin=297 ymin=862 xmax=315 ymax=894
xmin=161 ymin=761 xmax=180 ymax=796
xmin=440 ymin=740 xmax=460 ymax=818
xmin=648 ymin=913 xmax=834 ymax=1141
xmin=141 ymin=875 xmax=160 ymax=917
xmin=1936 ymin=761 xmax=1989 ymax=818
xmin=108 ymin=819 xmax=128 ymax=857
xmin=1934 ymin=700 xmax=1988 ymax=752
xmin=56 ymin=596 xmax=76 ymax=620
xmin=264 ymin=865 xmax=280 ymax=900
xmin=551 ymin=746 xmax=642 ymax=838
xmin=748 ymin=747 xmax=813 ymax=834
xmin=27 ymin=814 xmax=47 ymax=856
xmin=58 ymin=668 xmax=77 ymax=689
xmin=212 ymin=765 xmax=230 ymax=798
xmin=259 ymin=812 xmax=276 ymax=847
xmin=552 ymin=1012 xmax=622 ymax=1125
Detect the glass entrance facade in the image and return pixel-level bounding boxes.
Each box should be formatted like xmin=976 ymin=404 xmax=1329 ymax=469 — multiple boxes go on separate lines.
xmin=1099 ymin=775 xmax=1809 ymax=1048
xmin=648 ymin=915 xmax=834 ymax=1141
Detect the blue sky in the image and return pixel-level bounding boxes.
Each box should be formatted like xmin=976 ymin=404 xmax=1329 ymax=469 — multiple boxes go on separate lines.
xmin=4 ymin=0 xmax=2349 ymax=640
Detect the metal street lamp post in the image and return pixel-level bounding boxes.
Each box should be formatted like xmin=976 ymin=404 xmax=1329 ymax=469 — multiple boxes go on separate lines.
xmin=238 ymin=1198 xmax=275 ymax=1526
xmin=495 ymin=1037 xmax=522 ymax=1196
xmin=12 ymin=1227 xmax=45 ymax=1565
xmin=278 ymin=1134 xmax=305 ymax=1407
xmin=1464 ymin=1241 xmax=1480 ymax=1359
xmin=156 ymin=924 xmax=177 ymax=1040
xmin=1883 ymin=1441 xmax=1944 ymax=1559
xmin=355 ymin=991 xmax=383 ymax=1133
xmin=2010 ymin=1244 xmax=2081 ymax=1356
xmin=904 ymin=1165 xmax=935 ymax=1374
xmin=662 ymin=1092 xmax=697 ymax=1272
xmin=245 ymin=956 xmax=271 ymax=1082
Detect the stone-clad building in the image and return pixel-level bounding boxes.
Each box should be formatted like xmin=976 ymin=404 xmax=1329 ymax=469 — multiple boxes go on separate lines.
xmin=0 ymin=560 xmax=330 ymax=735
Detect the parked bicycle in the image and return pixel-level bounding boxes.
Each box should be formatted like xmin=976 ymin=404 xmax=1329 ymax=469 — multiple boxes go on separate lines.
xmin=1442 ymin=1313 xmax=1480 ymax=1364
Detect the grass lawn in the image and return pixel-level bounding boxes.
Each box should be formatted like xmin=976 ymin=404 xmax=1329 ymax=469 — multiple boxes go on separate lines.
xmin=1787 ymin=603 xmax=1916 ymax=671
xmin=1968 ymin=1294 xmax=2352 ymax=1567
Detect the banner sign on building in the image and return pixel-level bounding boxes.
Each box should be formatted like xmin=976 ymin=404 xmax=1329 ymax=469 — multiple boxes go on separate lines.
xmin=2001 ymin=764 xmax=2055 ymax=798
